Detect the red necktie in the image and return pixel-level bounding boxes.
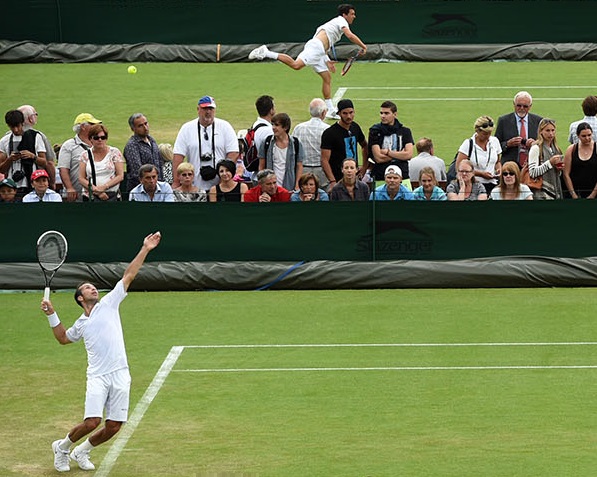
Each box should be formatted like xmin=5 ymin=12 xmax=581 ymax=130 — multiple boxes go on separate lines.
xmin=519 ymin=118 xmax=528 ymax=167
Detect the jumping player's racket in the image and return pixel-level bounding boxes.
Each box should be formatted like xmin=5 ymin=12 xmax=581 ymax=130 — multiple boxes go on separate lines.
xmin=36 ymin=230 xmax=68 ymax=300
xmin=341 ymin=49 xmax=364 ymax=76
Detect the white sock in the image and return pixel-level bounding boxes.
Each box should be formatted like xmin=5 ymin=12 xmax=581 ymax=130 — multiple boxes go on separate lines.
xmin=77 ymin=438 xmax=95 ymax=452
xmin=325 ymin=99 xmax=334 ymax=111
xmin=265 ymin=50 xmax=278 ymax=60
xmin=58 ymin=434 xmax=74 ymax=451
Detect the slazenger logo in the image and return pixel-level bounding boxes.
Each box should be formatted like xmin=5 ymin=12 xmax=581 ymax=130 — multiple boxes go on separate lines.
xmin=423 ymin=13 xmax=477 ymax=39
xmin=356 ymin=221 xmax=433 ymax=255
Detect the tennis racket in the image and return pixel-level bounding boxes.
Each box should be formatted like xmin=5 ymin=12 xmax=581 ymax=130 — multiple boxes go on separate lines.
xmin=36 ymin=230 xmax=68 ymax=300
xmin=341 ymin=49 xmax=364 ymax=76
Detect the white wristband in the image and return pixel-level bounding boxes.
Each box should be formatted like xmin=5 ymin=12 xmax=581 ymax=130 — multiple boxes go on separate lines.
xmin=47 ymin=312 xmax=60 ymax=328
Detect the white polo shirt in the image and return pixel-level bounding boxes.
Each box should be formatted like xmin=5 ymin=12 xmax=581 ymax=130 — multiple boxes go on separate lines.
xmin=66 ymin=280 xmax=128 ymax=378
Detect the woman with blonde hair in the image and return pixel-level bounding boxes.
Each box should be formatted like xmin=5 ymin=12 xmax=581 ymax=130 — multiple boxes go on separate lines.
xmin=490 ymin=161 xmax=533 ymax=200
xmin=174 ymin=162 xmax=206 ymax=202
xmin=412 ymin=167 xmax=447 ymax=201
xmin=455 ymin=115 xmax=502 ymax=194
xmin=527 ymin=118 xmax=564 ymax=200
xmin=158 ymin=143 xmax=174 ymax=184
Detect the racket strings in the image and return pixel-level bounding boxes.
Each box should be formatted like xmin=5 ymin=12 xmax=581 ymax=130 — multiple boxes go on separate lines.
xmin=37 ymin=235 xmax=67 ymax=271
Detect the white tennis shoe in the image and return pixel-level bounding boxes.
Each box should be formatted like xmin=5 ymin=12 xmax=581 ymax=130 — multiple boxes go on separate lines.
xmin=326 ymin=109 xmax=340 ymax=120
xmin=249 ymin=45 xmax=269 ymax=61
xmin=70 ymin=446 xmax=96 ymax=471
xmin=52 ymin=440 xmax=70 ymax=472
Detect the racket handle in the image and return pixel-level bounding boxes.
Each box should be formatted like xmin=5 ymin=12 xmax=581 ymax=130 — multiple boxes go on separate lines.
xmin=44 ymin=287 xmax=50 ymax=301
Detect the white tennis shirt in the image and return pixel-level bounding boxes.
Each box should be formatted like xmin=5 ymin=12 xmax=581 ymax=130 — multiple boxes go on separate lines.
xmin=66 ymin=280 xmax=129 ymax=378
xmin=314 ymin=15 xmax=349 ymax=46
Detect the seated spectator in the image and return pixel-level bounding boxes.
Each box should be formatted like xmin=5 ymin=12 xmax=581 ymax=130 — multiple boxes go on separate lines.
xmin=490 ymin=161 xmax=533 ymax=200
xmin=447 ymin=159 xmax=488 ymax=201
xmin=0 ymin=177 xmax=19 ymax=203
xmin=22 ymin=169 xmax=62 ymax=203
xmin=412 ymin=167 xmax=447 ymax=201
xmin=244 ymin=169 xmax=291 ymax=202
xmin=330 ymin=158 xmax=370 ymax=201
xmin=158 ymin=143 xmax=174 ymax=184
xmin=370 ymin=165 xmax=413 ymax=201
xmin=174 ymin=162 xmax=206 ymax=202
xmin=409 ymin=137 xmax=447 ymax=184
xmin=79 ymin=124 xmax=124 ymax=201
xmin=209 ymin=159 xmax=248 ymax=202
xmin=258 ymin=112 xmax=304 ymax=192
xmin=291 ymin=172 xmax=329 ymax=201
xmin=129 ymin=164 xmax=175 ymax=202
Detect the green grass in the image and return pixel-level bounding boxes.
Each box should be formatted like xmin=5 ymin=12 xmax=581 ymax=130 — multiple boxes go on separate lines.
xmin=2 ymin=288 xmax=597 ymax=476
xmin=1 ymin=61 xmax=596 ymax=163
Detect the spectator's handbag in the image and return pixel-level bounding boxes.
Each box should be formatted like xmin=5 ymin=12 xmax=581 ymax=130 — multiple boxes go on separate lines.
xmin=86 ymin=149 xmax=121 ymax=201
xmin=521 ymin=155 xmax=543 ymax=191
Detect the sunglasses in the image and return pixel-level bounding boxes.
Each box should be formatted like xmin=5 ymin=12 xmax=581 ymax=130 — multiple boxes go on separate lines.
xmin=92 ymin=135 xmax=107 ymax=141
xmin=502 ymin=171 xmax=516 ymax=176
xmin=478 ymin=120 xmax=494 ymax=128
xmin=515 ymin=104 xmax=530 ymax=108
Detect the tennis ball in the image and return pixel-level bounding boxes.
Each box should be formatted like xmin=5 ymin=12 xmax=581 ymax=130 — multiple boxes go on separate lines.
xmin=127 ymin=65 xmax=137 ymax=74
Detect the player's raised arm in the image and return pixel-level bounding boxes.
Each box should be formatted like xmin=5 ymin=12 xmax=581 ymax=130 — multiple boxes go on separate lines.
xmin=122 ymin=232 xmax=162 ymax=291
xmin=41 ymin=299 xmax=71 ymax=345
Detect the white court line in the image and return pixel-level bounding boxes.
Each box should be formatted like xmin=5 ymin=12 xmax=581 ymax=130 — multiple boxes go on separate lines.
xmin=175 ymin=365 xmax=597 ymax=373
xmin=345 ymin=86 xmax=597 ymax=90
xmin=184 ymin=342 xmax=597 ymax=349
xmin=95 ymin=346 xmax=184 ymax=477
xmin=353 ymin=97 xmax=582 ymax=101
xmin=332 ymin=87 xmax=347 ymax=105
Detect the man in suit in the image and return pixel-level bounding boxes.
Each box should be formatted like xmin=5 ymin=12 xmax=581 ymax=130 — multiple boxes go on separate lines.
xmin=495 ymin=91 xmax=542 ymax=167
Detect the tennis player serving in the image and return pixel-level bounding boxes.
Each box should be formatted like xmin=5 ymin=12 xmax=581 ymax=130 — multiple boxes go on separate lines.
xmin=248 ymin=3 xmax=367 ymax=119
xmin=41 ymin=231 xmax=161 ymax=472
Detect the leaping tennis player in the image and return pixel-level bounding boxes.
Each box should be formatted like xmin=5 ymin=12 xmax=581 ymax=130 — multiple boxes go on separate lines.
xmin=248 ymin=3 xmax=367 ymax=119
xmin=41 ymin=232 xmax=161 ymax=472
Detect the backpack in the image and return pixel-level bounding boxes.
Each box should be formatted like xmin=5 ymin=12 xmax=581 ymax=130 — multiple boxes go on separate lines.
xmin=239 ymin=123 xmax=268 ymax=173
xmin=446 ymin=138 xmax=474 ymax=183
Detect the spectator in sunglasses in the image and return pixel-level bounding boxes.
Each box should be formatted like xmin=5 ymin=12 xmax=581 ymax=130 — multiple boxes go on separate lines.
xmin=455 ymin=115 xmax=501 ymax=195
xmin=495 ymin=91 xmax=543 ymax=167
xmin=490 ymin=161 xmax=533 ymax=200
xmin=79 ymin=124 xmax=124 ymax=201
xmin=174 ymin=162 xmax=206 ymax=202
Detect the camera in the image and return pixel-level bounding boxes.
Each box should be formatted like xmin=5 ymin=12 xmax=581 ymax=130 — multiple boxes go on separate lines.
xmin=520 ymin=138 xmax=527 ymax=147
xmin=12 ymin=170 xmax=25 ymax=182
xmin=199 ymin=165 xmax=217 ymax=181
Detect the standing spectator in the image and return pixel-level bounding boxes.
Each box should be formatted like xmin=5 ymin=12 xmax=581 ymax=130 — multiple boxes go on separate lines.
xmin=0 ymin=109 xmax=47 ymax=200
xmin=173 ymin=162 xmax=206 ymax=202
xmin=172 ymin=95 xmax=239 ymax=192
xmin=18 ymin=105 xmax=57 ymax=190
xmin=321 ymin=99 xmax=368 ymax=189
xmin=370 ymin=165 xmax=413 ymax=201
xmin=330 ymin=157 xmax=369 ymax=201
xmin=58 ymin=113 xmax=100 ymax=202
xmin=79 ymin=124 xmax=124 ymax=202
xmin=129 ymin=164 xmax=175 ymax=202
xmin=495 ymin=91 xmax=542 ymax=167
xmin=0 ymin=177 xmax=19 ymax=203
xmin=527 ymin=118 xmax=564 ymax=200
xmin=123 ymin=113 xmax=162 ymax=193
xmin=22 ymin=169 xmax=62 ymax=203
xmin=490 ymin=162 xmax=533 ymax=200
xmin=409 ymin=137 xmax=447 ymax=184
xmin=209 ymin=159 xmax=248 ymax=202
xmin=412 ymin=167 xmax=447 ymax=201
xmin=563 ymin=122 xmax=597 ymax=199
xmin=244 ymin=169 xmax=291 ymax=202
xmin=446 ymin=159 xmax=488 ymax=201
xmin=368 ymin=101 xmax=414 ymax=187
xmin=258 ymin=113 xmax=304 ymax=191
xmin=158 ymin=143 xmax=174 ymax=184
xmin=455 ymin=115 xmax=502 ymax=195
xmin=292 ymin=98 xmax=330 ymax=190
xmin=248 ymin=3 xmax=367 ymax=119
xmin=568 ymin=95 xmax=597 ymax=144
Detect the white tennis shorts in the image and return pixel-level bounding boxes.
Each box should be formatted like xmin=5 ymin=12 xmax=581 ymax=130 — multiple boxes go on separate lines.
xmin=297 ymin=38 xmax=329 ymax=73
xmin=84 ymin=368 xmax=131 ymax=422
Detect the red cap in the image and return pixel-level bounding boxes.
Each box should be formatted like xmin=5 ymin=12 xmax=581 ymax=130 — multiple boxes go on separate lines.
xmin=31 ymin=169 xmax=49 ymax=181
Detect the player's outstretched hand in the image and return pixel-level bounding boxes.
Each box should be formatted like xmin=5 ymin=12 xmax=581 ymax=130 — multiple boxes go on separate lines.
xmin=144 ymin=231 xmax=162 ymax=251
xmin=41 ymin=299 xmax=55 ymax=315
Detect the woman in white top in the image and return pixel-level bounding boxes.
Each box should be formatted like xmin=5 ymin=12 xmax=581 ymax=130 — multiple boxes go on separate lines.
xmin=490 ymin=161 xmax=533 ymax=200
xmin=455 ymin=115 xmax=502 ymax=195
xmin=79 ymin=125 xmax=124 ymax=201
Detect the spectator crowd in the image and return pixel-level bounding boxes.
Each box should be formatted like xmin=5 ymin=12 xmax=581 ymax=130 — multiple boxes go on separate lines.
xmin=2 ymin=91 xmax=597 ymax=203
